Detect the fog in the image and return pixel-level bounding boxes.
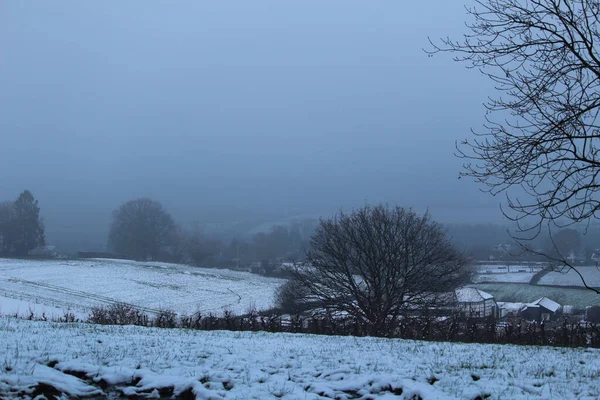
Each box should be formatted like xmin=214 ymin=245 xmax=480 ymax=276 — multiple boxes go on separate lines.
xmin=0 ymin=1 xmax=502 ymax=251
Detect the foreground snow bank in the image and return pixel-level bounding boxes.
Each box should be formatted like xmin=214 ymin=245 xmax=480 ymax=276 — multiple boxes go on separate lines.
xmin=1 ymin=318 xmax=599 ymax=399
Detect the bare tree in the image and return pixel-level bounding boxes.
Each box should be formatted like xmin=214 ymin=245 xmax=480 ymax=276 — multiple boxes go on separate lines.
xmin=109 ymin=198 xmax=177 ymax=261
xmin=275 ymin=279 xmax=313 ymax=314
xmin=292 ymin=205 xmax=470 ymax=336
xmin=429 ymin=0 xmax=600 ymax=290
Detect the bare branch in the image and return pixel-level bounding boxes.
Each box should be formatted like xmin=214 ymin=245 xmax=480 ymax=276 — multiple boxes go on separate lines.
xmin=429 ymin=0 xmax=600 ymax=291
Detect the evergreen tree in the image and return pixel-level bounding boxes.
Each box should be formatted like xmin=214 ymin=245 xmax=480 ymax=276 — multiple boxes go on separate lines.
xmin=0 ymin=201 xmax=17 ymax=255
xmin=12 ymin=190 xmax=45 ymax=256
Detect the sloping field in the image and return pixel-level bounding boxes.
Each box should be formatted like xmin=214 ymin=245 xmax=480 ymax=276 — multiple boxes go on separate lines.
xmin=0 ymin=258 xmax=285 ymax=317
xmin=537 ymin=266 xmax=600 ymax=288
xmin=475 ymin=264 xmax=545 ymax=273
xmin=472 ymin=272 xmax=535 ymax=284
xmin=472 ymin=264 xmax=541 ymax=285
xmin=1 ymin=317 xmax=599 ymax=399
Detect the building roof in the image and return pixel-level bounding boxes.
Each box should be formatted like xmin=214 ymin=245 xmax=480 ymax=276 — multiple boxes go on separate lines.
xmin=455 ymin=288 xmax=495 ymax=303
xmin=525 ymin=297 xmax=561 ymax=313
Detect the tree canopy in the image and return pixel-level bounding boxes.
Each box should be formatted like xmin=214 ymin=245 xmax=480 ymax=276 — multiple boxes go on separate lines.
xmin=0 ymin=190 xmax=45 ymax=256
xmin=109 ymin=198 xmax=177 ymax=261
xmin=291 ymin=205 xmax=470 ymax=336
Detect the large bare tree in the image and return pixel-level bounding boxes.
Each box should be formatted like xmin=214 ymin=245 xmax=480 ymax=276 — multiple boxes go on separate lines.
xmin=292 ymin=205 xmax=470 ymax=336
xmin=109 ymin=198 xmax=176 ymax=261
xmin=429 ymin=0 xmax=600 ymax=290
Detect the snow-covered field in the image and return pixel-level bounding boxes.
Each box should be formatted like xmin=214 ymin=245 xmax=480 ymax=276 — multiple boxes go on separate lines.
xmin=474 ymin=264 xmax=545 ymax=274
xmin=0 ymin=258 xmax=285 ymax=318
xmin=1 ymin=317 xmax=599 ymax=399
xmin=537 ymin=266 xmax=600 ymax=288
xmin=0 ymin=296 xmax=88 ymax=320
xmin=472 ymin=264 xmax=541 ymax=284
xmin=472 ymin=272 xmax=535 ymax=284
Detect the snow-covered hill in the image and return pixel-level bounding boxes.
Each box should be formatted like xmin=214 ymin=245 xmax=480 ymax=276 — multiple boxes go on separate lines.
xmin=1 ymin=317 xmax=599 ymax=399
xmin=0 ymin=258 xmax=284 ymax=318
xmin=537 ymin=266 xmax=600 ymax=288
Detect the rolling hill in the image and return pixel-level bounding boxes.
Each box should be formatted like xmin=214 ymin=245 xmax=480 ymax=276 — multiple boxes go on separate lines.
xmin=0 ymin=258 xmax=285 ymax=319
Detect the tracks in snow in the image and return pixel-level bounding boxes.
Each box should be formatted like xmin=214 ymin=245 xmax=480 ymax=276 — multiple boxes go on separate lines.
xmin=2 ymin=276 xmax=164 ymax=315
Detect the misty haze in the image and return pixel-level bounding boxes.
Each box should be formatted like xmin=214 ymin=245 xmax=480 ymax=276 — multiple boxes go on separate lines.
xmin=2 ymin=2 xmax=600 ymax=399
xmin=0 ymin=1 xmax=500 ymax=253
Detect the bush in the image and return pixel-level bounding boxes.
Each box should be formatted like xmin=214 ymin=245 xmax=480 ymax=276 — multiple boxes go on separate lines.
xmin=88 ymin=303 xmax=141 ymax=325
xmin=275 ymin=279 xmax=312 ymax=314
xmin=154 ymin=308 xmax=177 ymax=328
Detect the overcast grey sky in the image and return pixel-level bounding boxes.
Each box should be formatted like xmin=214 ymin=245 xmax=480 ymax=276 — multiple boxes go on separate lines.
xmin=0 ymin=1 xmax=501 ymax=248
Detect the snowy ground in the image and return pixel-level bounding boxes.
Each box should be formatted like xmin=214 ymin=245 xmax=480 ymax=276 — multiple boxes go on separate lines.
xmin=0 ymin=296 xmax=87 ymax=320
xmin=537 ymin=266 xmax=600 ymax=288
xmin=472 ymin=272 xmax=535 ymax=284
xmin=0 ymin=258 xmax=284 ymax=318
xmin=1 ymin=318 xmax=599 ymax=399
xmin=472 ymin=264 xmax=541 ymax=285
xmin=474 ymin=264 xmax=545 ymax=274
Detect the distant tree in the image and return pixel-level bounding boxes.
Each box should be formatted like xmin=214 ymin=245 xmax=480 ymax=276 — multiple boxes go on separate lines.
xmin=175 ymin=223 xmax=226 ymax=267
xmin=293 ymin=205 xmax=471 ymax=336
xmin=108 ymin=198 xmax=176 ymax=261
xmin=222 ymin=238 xmax=253 ymax=268
xmin=254 ymin=226 xmax=286 ymax=262
xmin=176 ymin=224 xmax=206 ymax=265
xmin=252 ymin=224 xmax=309 ymax=264
xmin=8 ymin=191 xmax=45 ymax=256
xmin=545 ymin=229 xmax=582 ymax=261
xmin=261 ymin=259 xmax=276 ymax=276
xmin=0 ymin=201 xmax=16 ymax=255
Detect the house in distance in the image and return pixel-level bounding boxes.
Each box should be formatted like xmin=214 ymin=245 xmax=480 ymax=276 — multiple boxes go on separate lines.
xmin=520 ymin=297 xmax=562 ymax=322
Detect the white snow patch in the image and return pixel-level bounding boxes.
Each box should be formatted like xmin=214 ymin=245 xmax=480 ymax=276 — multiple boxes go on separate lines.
xmin=473 ymin=272 xmax=535 ymax=284
xmin=1 ymin=317 xmax=599 ymax=399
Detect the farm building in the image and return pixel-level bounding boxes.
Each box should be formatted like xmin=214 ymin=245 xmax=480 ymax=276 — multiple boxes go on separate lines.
xmin=520 ymin=297 xmax=561 ymax=322
xmin=454 ymin=288 xmax=497 ymax=318
xmin=497 ymin=302 xmax=525 ymax=319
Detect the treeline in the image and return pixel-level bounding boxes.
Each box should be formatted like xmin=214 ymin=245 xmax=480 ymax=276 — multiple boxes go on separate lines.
xmin=107 ymin=198 xmax=315 ymax=270
xmin=446 ymin=222 xmax=600 ymax=263
xmin=0 ymin=190 xmax=45 ymax=257
xmin=0 ymin=192 xmax=315 ymax=267
xmin=5 ymin=191 xmax=599 ymax=268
